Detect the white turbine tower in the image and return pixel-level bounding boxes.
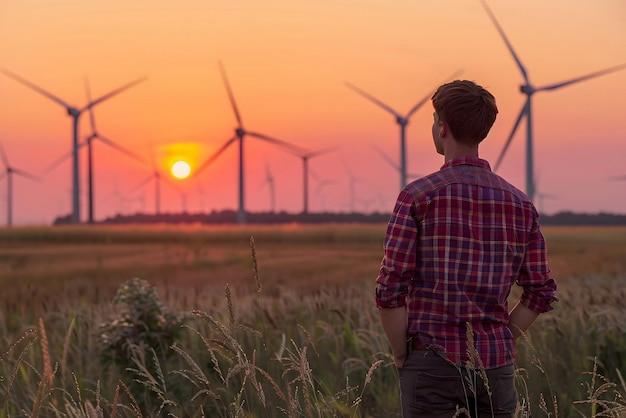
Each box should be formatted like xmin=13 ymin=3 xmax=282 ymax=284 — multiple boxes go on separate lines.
xmin=482 ymin=1 xmax=626 ymax=202
xmin=345 ymin=70 xmax=461 ymax=191
xmin=1 ymin=69 xmax=146 ymax=224
xmin=83 ymin=79 xmax=148 ymax=223
xmin=193 ymin=61 xmax=306 ymax=224
xmin=0 ymin=141 xmax=41 ymax=226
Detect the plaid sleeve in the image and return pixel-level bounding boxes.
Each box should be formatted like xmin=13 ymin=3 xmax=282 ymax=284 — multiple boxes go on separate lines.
xmin=517 ymin=214 xmax=558 ymax=313
xmin=375 ymin=190 xmax=419 ymax=309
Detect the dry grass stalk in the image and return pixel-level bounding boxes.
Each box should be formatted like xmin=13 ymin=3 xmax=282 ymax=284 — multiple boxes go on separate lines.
xmin=84 ymin=399 xmax=99 ymax=418
xmin=452 ymin=405 xmax=471 ymax=417
xmin=0 ymin=327 xmax=37 ymax=361
xmin=297 ymin=324 xmax=319 ymax=357
xmin=250 ymin=236 xmax=262 ymax=293
xmin=117 ymin=380 xmax=143 ymax=418
xmin=31 ymin=374 xmax=49 ymax=418
xmin=352 ymin=359 xmax=384 ymax=408
xmin=111 ymin=383 xmax=120 ymax=418
xmin=298 ymin=346 xmax=313 ymax=416
xmin=6 ymin=339 xmax=34 ymax=396
xmin=465 ymin=322 xmax=491 ymax=396
xmin=38 ymin=317 xmax=54 ymax=387
xmin=254 ymin=364 xmax=288 ymax=403
xmin=225 ymin=283 xmax=235 ymax=330
xmin=61 ymin=316 xmax=75 ymax=385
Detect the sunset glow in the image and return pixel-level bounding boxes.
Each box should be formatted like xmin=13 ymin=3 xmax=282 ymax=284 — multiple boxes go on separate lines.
xmin=0 ymin=0 xmax=624 ymax=225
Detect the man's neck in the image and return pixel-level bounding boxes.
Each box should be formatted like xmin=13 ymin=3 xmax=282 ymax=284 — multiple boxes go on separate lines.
xmin=444 ymin=144 xmax=479 ymax=163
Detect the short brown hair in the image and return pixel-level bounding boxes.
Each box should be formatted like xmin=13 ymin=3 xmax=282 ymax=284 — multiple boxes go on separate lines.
xmin=431 ymin=80 xmax=498 ymax=145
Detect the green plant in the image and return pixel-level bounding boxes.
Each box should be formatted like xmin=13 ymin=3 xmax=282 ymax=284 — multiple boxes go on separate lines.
xmin=99 ymin=277 xmax=190 ymax=370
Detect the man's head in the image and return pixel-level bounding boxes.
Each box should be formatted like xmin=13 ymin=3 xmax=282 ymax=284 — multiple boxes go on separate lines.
xmin=431 ymin=80 xmax=498 ymax=147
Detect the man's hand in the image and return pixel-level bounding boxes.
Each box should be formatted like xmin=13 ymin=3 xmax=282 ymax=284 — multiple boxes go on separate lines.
xmin=378 ymin=307 xmax=408 ymax=367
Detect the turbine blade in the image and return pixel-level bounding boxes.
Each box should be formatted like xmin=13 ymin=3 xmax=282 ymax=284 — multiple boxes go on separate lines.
xmin=1 ymin=68 xmax=72 ymax=109
xmin=344 ymin=82 xmax=401 ymax=117
xmin=42 ymin=142 xmax=88 ymax=174
xmin=218 ymin=61 xmax=243 ymax=127
xmin=84 ymin=77 xmax=98 ymax=133
xmin=371 ymin=144 xmax=399 ymax=171
xmin=481 ymin=1 xmax=529 ymax=83
xmin=12 ymin=168 xmax=41 ymax=183
xmin=303 ymin=146 xmax=339 ymax=159
xmin=0 ymin=141 xmax=9 ymax=167
xmin=97 ymin=135 xmax=149 ymax=166
xmin=247 ymin=131 xmax=309 ymax=155
xmin=536 ymin=64 xmax=626 ymax=91
xmin=85 ymin=76 xmax=147 ymax=111
xmin=609 ymin=175 xmax=626 ymax=181
xmin=193 ymin=136 xmax=238 ymax=179
xmin=494 ymin=100 xmax=529 ymax=172
xmin=128 ymin=175 xmax=154 ymax=194
xmin=0 ymin=172 xmax=5 ymax=181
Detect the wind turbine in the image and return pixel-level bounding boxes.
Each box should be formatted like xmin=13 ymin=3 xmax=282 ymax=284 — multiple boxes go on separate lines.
xmin=128 ymin=155 xmax=179 ymax=216
xmin=193 ymin=61 xmax=307 ymax=224
xmin=128 ymin=168 xmax=165 ymax=215
xmin=345 ymin=70 xmax=462 ymax=191
xmin=482 ymin=0 xmax=626 ymax=202
xmin=371 ymin=144 xmax=423 ymax=182
xmin=310 ymin=169 xmax=336 ymax=212
xmin=534 ymin=170 xmax=557 ymax=214
xmin=0 ymin=141 xmax=41 ymax=226
xmin=281 ymin=146 xmax=337 ymax=215
xmin=343 ymin=161 xmax=365 ymax=213
xmin=1 ymin=69 xmax=146 ymax=224
xmin=260 ymin=163 xmax=276 ymax=213
xmin=83 ymin=79 xmax=148 ymax=223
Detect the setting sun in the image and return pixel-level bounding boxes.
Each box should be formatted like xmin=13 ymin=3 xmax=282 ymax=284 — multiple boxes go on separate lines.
xmin=171 ymin=160 xmax=191 ymax=179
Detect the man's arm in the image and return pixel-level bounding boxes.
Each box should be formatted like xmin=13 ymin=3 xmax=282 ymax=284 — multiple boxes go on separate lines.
xmin=378 ymin=307 xmax=408 ymax=367
xmin=508 ymin=301 xmax=539 ymax=340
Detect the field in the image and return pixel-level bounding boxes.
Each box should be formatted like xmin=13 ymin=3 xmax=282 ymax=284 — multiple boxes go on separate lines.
xmin=1 ymin=224 xmax=626 ymax=417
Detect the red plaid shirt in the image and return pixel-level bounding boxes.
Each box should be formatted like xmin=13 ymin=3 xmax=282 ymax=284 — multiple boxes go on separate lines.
xmin=375 ymin=157 xmax=557 ymax=368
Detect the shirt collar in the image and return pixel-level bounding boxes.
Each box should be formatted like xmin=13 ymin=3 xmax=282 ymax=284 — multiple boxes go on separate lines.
xmin=440 ymin=156 xmax=492 ymax=171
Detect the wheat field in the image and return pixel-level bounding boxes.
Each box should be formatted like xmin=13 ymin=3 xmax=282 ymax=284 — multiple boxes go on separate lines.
xmin=1 ymin=224 xmax=625 ymax=417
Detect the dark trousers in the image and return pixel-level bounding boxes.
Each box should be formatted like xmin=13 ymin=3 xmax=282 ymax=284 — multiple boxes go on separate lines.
xmin=397 ymin=349 xmax=517 ymax=418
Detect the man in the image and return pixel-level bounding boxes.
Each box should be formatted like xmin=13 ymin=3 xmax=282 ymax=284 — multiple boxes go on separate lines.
xmin=375 ymin=80 xmax=557 ymax=417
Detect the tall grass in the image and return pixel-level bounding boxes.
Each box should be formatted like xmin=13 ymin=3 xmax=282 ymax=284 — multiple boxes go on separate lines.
xmin=1 ymin=225 xmax=626 ymax=416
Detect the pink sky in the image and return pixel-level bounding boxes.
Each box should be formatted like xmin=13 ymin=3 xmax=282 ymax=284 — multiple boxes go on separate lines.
xmin=0 ymin=0 xmax=625 ymax=225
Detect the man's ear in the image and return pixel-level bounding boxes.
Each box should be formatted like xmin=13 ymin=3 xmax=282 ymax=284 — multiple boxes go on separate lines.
xmin=439 ymin=121 xmax=448 ymax=137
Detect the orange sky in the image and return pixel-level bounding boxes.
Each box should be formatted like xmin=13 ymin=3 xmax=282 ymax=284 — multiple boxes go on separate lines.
xmin=0 ymin=0 xmax=625 ymax=225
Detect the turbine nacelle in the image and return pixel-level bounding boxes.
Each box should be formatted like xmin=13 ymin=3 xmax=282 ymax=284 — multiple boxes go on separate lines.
xmin=396 ymin=116 xmax=408 ymax=126
xmin=67 ymin=107 xmax=80 ymax=117
xmin=520 ymin=84 xmax=535 ymax=95
xmin=235 ymin=127 xmax=245 ymax=138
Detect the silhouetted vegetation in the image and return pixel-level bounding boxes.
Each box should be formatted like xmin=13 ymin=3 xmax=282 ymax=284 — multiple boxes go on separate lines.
xmin=52 ymin=209 xmax=626 ymax=226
